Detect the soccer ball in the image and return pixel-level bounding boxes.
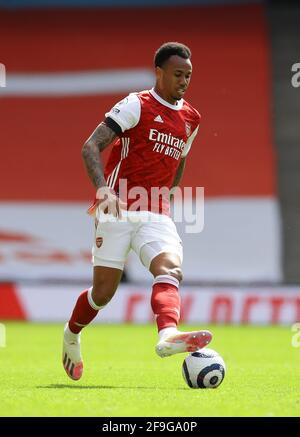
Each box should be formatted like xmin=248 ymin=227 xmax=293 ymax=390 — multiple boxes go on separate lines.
xmin=182 ymin=348 xmax=226 ymax=389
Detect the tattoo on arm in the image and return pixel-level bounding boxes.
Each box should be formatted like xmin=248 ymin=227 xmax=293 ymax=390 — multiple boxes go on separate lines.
xmin=81 ymin=122 xmax=118 ymax=189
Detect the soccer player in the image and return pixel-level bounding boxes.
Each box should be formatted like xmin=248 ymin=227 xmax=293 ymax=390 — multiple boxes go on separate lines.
xmin=62 ymin=42 xmax=212 ymax=380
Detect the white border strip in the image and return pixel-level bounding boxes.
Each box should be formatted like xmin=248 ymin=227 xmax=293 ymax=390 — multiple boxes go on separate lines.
xmin=14 ymin=284 xmax=300 ymax=325
xmin=0 ymin=69 xmax=154 ymax=97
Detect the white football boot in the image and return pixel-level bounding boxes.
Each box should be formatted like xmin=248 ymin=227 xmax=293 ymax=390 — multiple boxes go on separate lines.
xmin=62 ymin=324 xmax=83 ymax=380
xmin=156 ymin=328 xmax=213 ymax=358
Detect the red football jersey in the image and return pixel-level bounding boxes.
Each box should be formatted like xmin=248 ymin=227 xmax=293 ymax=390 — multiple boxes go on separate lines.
xmin=104 ymin=88 xmax=200 ymax=215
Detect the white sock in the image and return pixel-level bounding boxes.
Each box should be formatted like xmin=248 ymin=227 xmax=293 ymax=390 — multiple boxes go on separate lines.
xmin=158 ymin=327 xmax=179 ymax=341
xmin=64 ymin=323 xmax=80 ymax=344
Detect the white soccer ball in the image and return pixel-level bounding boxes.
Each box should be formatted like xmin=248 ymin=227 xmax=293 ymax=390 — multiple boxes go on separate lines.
xmin=182 ymin=348 xmax=226 ymax=389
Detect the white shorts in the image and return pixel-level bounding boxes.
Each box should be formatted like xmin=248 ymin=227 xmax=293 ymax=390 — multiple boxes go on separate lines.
xmin=92 ymin=210 xmax=183 ymax=271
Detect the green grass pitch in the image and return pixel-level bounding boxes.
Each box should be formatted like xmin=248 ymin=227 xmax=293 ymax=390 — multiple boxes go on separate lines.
xmin=0 ymin=322 xmax=299 ymax=417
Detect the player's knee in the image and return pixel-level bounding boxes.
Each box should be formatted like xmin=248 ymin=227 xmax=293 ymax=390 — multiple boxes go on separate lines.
xmin=157 ymin=266 xmax=183 ymax=283
xmin=169 ymin=267 xmax=183 ymax=283
xmin=92 ymin=284 xmax=115 ymax=307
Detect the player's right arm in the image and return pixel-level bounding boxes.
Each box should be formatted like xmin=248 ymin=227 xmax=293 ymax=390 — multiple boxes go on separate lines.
xmin=83 ymin=93 xmax=140 ymax=217
xmin=82 ymin=122 xmax=121 ymax=217
xmin=82 ymin=121 xmax=117 ymax=189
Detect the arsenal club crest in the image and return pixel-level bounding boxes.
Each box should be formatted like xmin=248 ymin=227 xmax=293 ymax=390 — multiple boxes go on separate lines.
xmin=185 ymin=122 xmax=192 ymax=137
xmin=96 ymin=237 xmax=103 ymax=248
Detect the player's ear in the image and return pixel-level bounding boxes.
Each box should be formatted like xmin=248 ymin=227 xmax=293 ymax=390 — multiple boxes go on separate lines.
xmin=155 ymin=66 xmax=163 ymax=82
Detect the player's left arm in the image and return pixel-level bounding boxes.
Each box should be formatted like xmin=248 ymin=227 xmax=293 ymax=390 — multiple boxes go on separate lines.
xmin=171 ymin=157 xmax=186 ymax=188
xmin=172 ymin=124 xmax=199 ymax=188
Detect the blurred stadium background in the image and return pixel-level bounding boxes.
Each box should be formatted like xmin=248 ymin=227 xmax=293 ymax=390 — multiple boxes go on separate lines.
xmin=0 ymin=0 xmax=299 ymax=326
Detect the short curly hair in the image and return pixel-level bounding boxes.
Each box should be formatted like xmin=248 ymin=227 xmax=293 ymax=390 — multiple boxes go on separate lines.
xmin=154 ymin=42 xmax=191 ymax=68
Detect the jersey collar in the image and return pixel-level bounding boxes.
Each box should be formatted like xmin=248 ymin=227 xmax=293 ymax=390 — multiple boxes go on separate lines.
xmin=149 ymin=88 xmax=183 ymax=111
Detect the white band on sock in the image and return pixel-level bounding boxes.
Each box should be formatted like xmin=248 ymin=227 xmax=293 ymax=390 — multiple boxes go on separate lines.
xmin=64 ymin=324 xmax=80 ymax=342
xmin=158 ymin=327 xmax=178 ymax=341
xmin=87 ymin=287 xmax=105 ymax=311
xmin=153 ymin=274 xmax=179 ymax=288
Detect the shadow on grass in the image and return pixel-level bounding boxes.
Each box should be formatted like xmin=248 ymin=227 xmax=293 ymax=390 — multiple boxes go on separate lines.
xmin=37 ymin=384 xmax=188 ymax=390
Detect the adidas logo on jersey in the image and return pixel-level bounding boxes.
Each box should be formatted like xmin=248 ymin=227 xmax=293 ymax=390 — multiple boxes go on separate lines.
xmin=154 ymin=115 xmax=164 ymax=123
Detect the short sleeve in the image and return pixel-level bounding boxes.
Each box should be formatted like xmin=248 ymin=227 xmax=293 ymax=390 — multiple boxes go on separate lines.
xmin=105 ymin=93 xmax=141 ymax=133
xmin=181 ymin=125 xmax=199 ymax=158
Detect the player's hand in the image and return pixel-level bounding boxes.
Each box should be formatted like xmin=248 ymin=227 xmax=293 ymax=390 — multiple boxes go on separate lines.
xmin=87 ymin=187 xmax=125 ymax=218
